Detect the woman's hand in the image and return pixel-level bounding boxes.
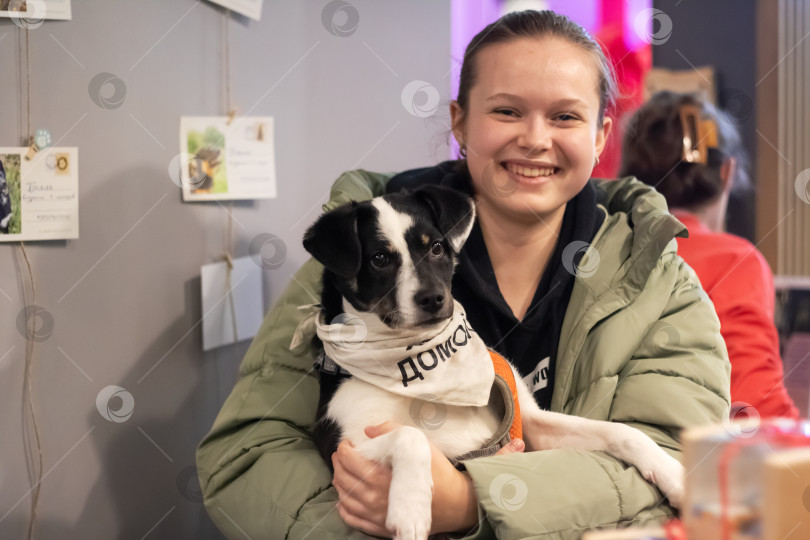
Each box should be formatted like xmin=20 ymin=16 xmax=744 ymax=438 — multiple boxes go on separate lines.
xmin=332 ymin=422 xmax=525 ymax=536
xmin=332 ymin=434 xmax=393 ymax=537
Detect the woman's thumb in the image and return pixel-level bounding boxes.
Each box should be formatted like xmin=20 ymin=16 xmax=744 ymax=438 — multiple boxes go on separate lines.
xmin=495 ymin=438 xmax=525 ymax=456
xmin=364 ymin=421 xmax=399 ymax=439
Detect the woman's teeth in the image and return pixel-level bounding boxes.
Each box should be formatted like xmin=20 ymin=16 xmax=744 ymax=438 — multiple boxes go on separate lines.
xmin=506 ymin=163 xmax=555 ymax=177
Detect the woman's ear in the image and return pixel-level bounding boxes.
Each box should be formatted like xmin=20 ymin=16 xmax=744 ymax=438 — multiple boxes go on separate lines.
xmin=720 ymin=157 xmax=737 ymax=193
xmin=450 ymin=101 xmax=465 ymax=146
xmin=595 ymin=116 xmax=613 ymax=158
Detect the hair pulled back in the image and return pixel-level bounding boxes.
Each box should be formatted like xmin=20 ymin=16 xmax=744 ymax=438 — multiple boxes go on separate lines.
xmin=620 ymin=91 xmax=749 ymax=210
xmin=456 ymin=10 xmax=618 ymax=128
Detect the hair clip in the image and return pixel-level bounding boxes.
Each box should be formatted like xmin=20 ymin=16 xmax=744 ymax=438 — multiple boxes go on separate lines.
xmin=678 ymin=104 xmax=719 ymax=165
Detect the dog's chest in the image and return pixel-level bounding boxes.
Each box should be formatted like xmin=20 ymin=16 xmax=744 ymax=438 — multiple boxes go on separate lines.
xmin=327 ymin=379 xmax=501 ymax=459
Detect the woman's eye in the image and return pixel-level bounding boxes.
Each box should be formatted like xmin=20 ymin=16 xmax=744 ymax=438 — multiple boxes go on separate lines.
xmin=430 ymin=241 xmax=444 ymax=256
xmin=370 ymin=252 xmax=389 ymax=269
xmin=494 ymin=108 xmax=518 ymax=117
xmin=556 ymin=113 xmax=578 ymax=122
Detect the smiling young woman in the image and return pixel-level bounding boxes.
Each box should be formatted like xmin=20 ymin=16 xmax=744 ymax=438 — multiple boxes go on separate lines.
xmin=449 ymin=34 xmax=613 ymax=321
xmin=197 ymin=10 xmax=730 ymax=540
xmin=452 ymin=36 xmax=611 ymax=228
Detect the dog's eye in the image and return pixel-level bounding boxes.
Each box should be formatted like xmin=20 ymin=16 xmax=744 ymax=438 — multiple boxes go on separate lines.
xmin=430 ymin=241 xmax=444 ymax=257
xmin=370 ymin=252 xmax=389 ymax=269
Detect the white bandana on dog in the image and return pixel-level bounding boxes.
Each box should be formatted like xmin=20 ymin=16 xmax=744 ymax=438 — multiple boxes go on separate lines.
xmin=292 ymin=301 xmax=494 ymax=407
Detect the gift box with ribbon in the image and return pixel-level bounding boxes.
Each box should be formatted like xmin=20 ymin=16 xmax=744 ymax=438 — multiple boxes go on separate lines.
xmin=683 ymin=418 xmax=810 ymax=540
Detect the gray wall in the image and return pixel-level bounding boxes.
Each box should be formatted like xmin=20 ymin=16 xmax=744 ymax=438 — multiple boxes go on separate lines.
xmin=0 ymin=1 xmax=451 ymax=538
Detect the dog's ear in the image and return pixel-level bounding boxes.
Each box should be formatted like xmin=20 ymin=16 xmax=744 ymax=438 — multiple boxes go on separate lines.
xmin=413 ymin=185 xmax=476 ymax=253
xmin=303 ymin=202 xmax=362 ymax=278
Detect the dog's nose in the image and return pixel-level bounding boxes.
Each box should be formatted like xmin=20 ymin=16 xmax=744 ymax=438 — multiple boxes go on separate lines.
xmin=415 ymin=289 xmax=445 ymax=314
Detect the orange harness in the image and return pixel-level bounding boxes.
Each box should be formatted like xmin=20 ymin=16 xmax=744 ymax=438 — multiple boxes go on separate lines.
xmin=489 ymin=350 xmax=522 ymax=441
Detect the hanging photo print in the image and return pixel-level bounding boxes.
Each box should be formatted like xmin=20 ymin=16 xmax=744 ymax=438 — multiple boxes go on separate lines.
xmin=178 ymin=116 xmax=277 ymax=202
xmin=0 ymin=147 xmax=79 ymax=242
xmin=0 ymin=0 xmax=71 ymax=22
xmin=204 ymin=0 xmax=262 ymax=21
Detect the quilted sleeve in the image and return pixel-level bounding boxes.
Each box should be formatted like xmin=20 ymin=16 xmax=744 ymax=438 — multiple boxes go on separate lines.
xmin=460 ymin=254 xmax=730 ymax=540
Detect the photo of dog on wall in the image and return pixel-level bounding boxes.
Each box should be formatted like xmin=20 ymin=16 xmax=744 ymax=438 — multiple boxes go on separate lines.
xmin=0 ymin=154 xmax=22 ymax=235
xmin=0 ymin=0 xmax=26 ymax=13
xmin=186 ymin=126 xmax=227 ymax=195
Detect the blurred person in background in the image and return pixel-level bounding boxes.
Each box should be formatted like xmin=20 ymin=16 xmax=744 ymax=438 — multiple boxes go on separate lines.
xmin=621 ymin=90 xmax=798 ymax=419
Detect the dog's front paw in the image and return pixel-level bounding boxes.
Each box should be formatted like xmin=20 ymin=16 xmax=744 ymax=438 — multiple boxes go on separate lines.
xmin=644 ymin=452 xmax=685 ymax=508
xmin=385 ymin=501 xmax=431 ymax=540
xmin=385 ymin=479 xmax=432 ymax=540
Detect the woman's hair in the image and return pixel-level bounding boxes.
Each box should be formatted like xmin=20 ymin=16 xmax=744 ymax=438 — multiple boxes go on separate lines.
xmin=456 ymin=10 xmax=618 ymax=128
xmin=620 ymin=90 xmax=750 ymax=210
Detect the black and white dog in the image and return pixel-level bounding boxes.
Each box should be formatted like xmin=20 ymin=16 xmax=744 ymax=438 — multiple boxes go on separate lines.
xmin=0 ymin=160 xmax=13 ymax=234
xmin=301 ymin=186 xmax=683 ymax=540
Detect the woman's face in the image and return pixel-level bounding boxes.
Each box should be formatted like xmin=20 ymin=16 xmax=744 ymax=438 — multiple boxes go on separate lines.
xmin=451 ymin=36 xmax=612 ymax=224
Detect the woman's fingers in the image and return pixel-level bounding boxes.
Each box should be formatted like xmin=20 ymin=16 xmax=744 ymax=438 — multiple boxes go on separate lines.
xmin=335 ymin=440 xmax=392 ymax=488
xmin=333 ymin=455 xmax=386 ymax=510
xmin=494 ymin=437 xmax=525 ymax=456
xmin=332 ymin=440 xmax=392 ymax=534
xmin=364 ymin=420 xmax=401 ymax=439
xmin=334 ymin=480 xmax=380 ymax=521
xmin=336 ymin=502 xmax=389 ymax=537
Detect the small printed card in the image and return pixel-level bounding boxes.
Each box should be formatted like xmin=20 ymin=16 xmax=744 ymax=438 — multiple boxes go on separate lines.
xmin=200 ymin=256 xmax=264 ymax=351
xmin=0 ymin=0 xmax=72 ymax=21
xmin=179 ymin=116 xmax=277 ymax=202
xmin=0 ymin=147 xmax=79 ymax=242
xmin=204 ymin=0 xmax=263 ymax=21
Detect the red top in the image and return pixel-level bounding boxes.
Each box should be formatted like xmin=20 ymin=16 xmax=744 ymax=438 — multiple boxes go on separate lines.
xmin=674 ymin=211 xmax=798 ymax=419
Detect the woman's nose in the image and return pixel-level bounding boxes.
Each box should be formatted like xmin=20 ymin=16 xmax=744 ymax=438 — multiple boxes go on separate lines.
xmin=517 ymin=117 xmax=552 ymax=154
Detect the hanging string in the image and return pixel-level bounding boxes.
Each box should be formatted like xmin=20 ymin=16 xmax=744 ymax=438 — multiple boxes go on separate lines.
xmin=19 ymin=25 xmax=43 ymax=540
xmin=19 ymin=241 xmax=43 ymax=540
xmin=25 ymin=26 xmax=31 ymax=144
xmin=223 ymin=203 xmax=238 ymax=341
xmin=222 ymin=8 xmax=234 ymax=260
xmin=224 ymin=9 xmax=233 ymax=122
xmin=22 ymin=25 xmax=43 ymax=540
xmin=221 ymin=9 xmax=238 ymax=342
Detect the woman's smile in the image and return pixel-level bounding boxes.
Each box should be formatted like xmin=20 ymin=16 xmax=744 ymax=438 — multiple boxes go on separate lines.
xmin=502 ymin=160 xmax=561 ymax=184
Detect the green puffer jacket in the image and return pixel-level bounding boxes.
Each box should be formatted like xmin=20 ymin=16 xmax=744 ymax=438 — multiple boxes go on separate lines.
xmin=197 ymin=169 xmax=731 ymax=540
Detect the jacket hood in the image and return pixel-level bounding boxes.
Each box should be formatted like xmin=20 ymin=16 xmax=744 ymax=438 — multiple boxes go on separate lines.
xmin=320 ymin=169 xmax=391 ymax=213
xmin=584 ymin=176 xmax=688 ymax=295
